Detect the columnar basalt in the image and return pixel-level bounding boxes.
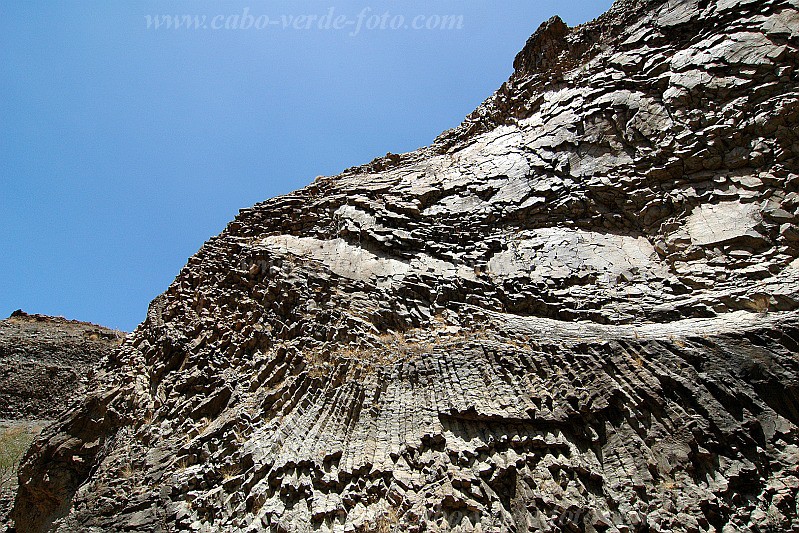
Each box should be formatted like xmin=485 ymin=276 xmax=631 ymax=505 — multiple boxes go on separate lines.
xmin=12 ymin=0 xmax=799 ymax=531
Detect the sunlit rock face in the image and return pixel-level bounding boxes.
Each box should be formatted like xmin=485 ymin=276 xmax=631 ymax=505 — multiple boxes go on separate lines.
xmin=13 ymin=0 xmax=799 ymax=531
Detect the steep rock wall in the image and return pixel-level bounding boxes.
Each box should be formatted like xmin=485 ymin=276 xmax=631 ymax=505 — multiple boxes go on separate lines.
xmin=12 ymin=0 xmax=799 ymax=531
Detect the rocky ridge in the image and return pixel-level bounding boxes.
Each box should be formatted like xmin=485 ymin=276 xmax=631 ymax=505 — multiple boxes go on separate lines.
xmin=12 ymin=0 xmax=799 ymax=531
xmin=0 ymin=311 xmax=122 ymax=421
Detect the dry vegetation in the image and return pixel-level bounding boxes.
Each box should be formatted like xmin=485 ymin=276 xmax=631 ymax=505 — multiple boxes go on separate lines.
xmin=1 ymin=422 xmax=43 ymax=524
xmin=304 ymin=329 xmax=436 ymax=378
xmin=0 ymin=424 xmax=40 ymax=488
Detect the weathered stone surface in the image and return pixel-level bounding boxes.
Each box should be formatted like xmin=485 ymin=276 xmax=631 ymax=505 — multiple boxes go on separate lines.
xmin=685 ymin=201 xmax=763 ymax=246
xmin=0 ymin=311 xmax=122 ymax=529
xmin=0 ymin=311 xmax=122 ymax=421
xmin=11 ymin=0 xmax=799 ymax=531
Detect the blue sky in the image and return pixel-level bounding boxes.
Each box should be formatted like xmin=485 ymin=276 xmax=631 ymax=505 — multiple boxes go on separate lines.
xmin=1 ymin=1 xmax=614 ymax=331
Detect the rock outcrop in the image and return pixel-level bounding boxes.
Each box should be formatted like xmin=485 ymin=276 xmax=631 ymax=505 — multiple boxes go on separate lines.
xmin=12 ymin=0 xmax=799 ymax=531
xmin=0 ymin=311 xmax=121 ymax=528
xmin=0 ymin=311 xmax=122 ymax=421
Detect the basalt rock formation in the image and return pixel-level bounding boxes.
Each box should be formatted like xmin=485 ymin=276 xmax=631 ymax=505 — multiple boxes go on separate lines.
xmin=12 ymin=0 xmax=799 ymax=531
xmin=0 ymin=311 xmax=122 ymax=421
xmin=0 ymin=311 xmax=121 ymax=528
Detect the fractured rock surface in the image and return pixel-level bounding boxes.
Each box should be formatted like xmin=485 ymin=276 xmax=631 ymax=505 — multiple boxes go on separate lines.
xmin=12 ymin=0 xmax=799 ymax=531
xmin=0 ymin=311 xmax=122 ymax=528
xmin=0 ymin=311 xmax=122 ymax=421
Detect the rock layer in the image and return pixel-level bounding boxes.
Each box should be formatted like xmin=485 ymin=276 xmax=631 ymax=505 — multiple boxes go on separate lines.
xmin=12 ymin=0 xmax=799 ymax=531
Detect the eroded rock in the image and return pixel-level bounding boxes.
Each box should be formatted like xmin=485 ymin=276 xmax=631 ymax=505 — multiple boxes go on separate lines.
xmin=11 ymin=0 xmax=799 ymax=531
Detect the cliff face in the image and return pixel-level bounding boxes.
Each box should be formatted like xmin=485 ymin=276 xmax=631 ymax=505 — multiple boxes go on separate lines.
xmin=0 ymin=311 xmax=121 ymax=528
xmin=0 ymin=311 xmax=122 ymax=421
xmin=12 ymin=0 xmax=799 ymax=531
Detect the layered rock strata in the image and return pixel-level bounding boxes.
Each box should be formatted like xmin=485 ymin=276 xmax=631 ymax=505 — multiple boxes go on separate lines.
xmin=13 ymin=0 xmax=799 ymax=531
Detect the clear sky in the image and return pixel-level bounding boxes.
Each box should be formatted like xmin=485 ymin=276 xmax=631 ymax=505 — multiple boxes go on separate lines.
xmin=1 ymin=1 xmax=614 ymax=331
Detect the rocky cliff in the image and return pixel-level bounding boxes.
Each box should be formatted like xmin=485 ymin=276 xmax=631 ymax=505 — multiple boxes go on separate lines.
xmin=0 ymin=311 xmax=121 ymax=528
xmin=0 ymin=311 xmax=122 ymax=421
xmin=12 ymin=0 xmax=799 ymax=531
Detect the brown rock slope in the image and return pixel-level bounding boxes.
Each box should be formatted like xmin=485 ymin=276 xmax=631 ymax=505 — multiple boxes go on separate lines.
xmin=0 ymin=311 xmax=121 ymax=528
xmin=12 ymin=0 xmax=799 ymax=531
xmin=0 ymin=311 xmax=122 ymax=421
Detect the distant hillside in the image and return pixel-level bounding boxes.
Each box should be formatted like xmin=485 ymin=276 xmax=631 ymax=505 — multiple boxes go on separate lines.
xmin=0 ymin=310 xmax=122 ymax=528
xmin=0 ymin=310 xmax=123 ymax=420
